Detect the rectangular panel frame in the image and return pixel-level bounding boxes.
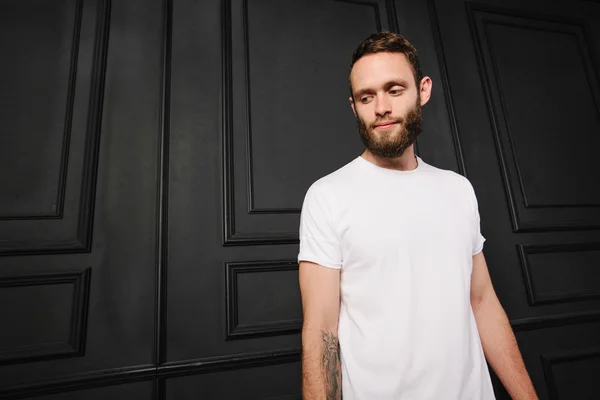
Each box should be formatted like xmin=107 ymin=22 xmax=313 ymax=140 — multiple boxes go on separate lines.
xmin=0 ymin=268 xmax=91 ymax=365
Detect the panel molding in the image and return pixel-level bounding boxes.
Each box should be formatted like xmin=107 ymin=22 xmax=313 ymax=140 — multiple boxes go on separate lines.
xmin=484 ymin=21 xmax=600 ymax=210
xmin=541 ymin=346 xmax=600 ymax=400
xmin=427 ymin=0 xmax=467 ymax=176
xmin=0 ymin=0 xmax=112 ymax=256
xmin=221 ymin=0 xmax=294 ymax=245
xmin=74 ymin=0 xmax=111 ymax=254
xmin=0 ymin=0 xmax=83 ymax=220
xmin=222 ymin=0 xmax=392 ymax=245
xmin=225 ymin=260 xmax=301 ymax=340
xmin=385 ymin=0 xmax=398 ymax=32
xmin=246 ymin=0 xmax=383 ymax=215
xmin=0 ymin=348 xmax=301 ymax=399
xmin=159 ymin=347 xmax=301 ymax=378
xmin=221 ymin=0 xmax=302 ymax=246
xmin=0 ymin=268 xmax=91 ymax=365
xmin=0 ymin=364 xmax=157 ymax=400
xmin=510 ymin=309 xmax=600 ymax=331
xmin=335 ymin=0 xmax=383 ymax=32
xmin=5 ymin=335 xmax=600 ymax=398
xmin=242 ymin=0 xmax=299 ymax=216
xmin=155 ymin=0 xmax=173 ymax=371
xmin=261 ymin=395 xmax=301 ymax=400
xmin=465 ymin=2 xmax=600 ymax=232
xmin=518 ymin=242 xmax=600 ymax=305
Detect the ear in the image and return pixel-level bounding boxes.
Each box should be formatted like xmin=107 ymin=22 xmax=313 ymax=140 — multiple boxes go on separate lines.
xmin=349 ymin=97 xmax=357 ymax=117
xmin=419 ymin=76 xmax=433 ymax=106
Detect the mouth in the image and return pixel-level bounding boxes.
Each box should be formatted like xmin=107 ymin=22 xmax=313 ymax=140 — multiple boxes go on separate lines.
xmin=374 ymin=121 xmax=398 ymax=130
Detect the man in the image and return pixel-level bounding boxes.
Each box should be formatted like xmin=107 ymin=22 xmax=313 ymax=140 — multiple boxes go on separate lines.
xmin=298 ymin=31 xmax=538 ymax=400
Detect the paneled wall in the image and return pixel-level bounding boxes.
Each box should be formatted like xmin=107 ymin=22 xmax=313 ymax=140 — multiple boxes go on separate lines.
xmin=1 ymin=0 xmax=599 ymax=399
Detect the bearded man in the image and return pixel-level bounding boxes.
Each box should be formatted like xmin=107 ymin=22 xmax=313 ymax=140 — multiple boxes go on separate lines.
xmin=298 ymin=31 xmax=538 ymax=400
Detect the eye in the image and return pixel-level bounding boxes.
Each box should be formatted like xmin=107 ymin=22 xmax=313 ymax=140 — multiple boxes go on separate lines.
xmin=389 ymin=88 xmax=404 ymax=96
xmin=360 ymin=95 xmax=373 ymax=104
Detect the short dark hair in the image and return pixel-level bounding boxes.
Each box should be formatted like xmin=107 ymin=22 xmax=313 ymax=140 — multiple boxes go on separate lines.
xmin=350 ymin=31 xmax=423 ymax=96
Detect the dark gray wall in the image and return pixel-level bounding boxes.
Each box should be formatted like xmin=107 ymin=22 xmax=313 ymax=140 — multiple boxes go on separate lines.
xmin=1 ymin=0 xmax=599 ymax=399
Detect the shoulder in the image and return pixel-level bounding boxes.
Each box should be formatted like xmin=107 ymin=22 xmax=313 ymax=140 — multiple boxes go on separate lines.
xmin=304 ymin=157 xmax=361 ymax=197
xmin=419 ymin=160 xmax=477 ymax=198
xmin=420 ymin=160 xmax=469 ymax=184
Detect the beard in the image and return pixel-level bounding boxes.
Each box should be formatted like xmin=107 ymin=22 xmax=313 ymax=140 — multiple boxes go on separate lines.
xmin=356 ymin=99 xmax=422 ymax=159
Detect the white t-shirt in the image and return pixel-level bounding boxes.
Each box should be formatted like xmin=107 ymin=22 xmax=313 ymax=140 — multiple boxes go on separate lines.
xmin=298 ymin=155 xmax=496 ymax=400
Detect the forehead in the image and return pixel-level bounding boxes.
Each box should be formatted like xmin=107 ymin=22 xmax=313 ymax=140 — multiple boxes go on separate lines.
xmin=350 ymin=52 xmax=414 ymax=90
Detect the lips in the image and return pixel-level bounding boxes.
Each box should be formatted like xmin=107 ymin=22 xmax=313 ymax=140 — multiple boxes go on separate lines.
xmin=374 ymin=121 xmax=399 ymax=129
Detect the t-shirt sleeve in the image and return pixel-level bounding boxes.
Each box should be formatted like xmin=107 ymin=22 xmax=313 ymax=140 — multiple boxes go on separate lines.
xmin=297 ymin=182 xmax=342 ymax=269
xmin=464 ymin=178 xmax=486 ymax=256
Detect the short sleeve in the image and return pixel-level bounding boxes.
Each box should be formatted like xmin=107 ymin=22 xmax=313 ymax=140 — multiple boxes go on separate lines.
xmin=297 ymin=182 xmax=342 ymax=269
xmin=463 ymin=178 xmax=486 ymax=256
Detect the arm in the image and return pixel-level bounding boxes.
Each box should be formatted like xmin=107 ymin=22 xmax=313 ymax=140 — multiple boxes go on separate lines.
xmin=470 ymin=251 xmax=538 ymax=400
xmin=299 ymin=261 xmax=342 ymax=400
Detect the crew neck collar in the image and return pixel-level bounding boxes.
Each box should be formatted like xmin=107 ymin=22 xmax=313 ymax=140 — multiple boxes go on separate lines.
xmin=357 ymin=154 xmax=423 ymax=175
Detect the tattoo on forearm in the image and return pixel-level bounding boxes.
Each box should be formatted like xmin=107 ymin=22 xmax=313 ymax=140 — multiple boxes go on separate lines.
xmin=321 ymin=331 xmax=341 ymax=400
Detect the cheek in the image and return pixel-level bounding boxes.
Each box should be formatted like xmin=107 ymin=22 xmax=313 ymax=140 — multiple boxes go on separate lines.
xmin=356 ymin=106 xmax=376 ymax=126
xmin=392 ymin=99 xmax=411 ymax=115
xmin=392 ymin=94 xmax=419 ymax=116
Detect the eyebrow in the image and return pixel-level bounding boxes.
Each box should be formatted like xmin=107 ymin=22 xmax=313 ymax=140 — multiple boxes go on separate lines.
xmin=353 ymin=80 xmax=409 ymax=100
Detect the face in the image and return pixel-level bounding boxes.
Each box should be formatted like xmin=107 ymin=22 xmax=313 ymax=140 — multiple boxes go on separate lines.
xmin=349 ymin=52 xmax=429 ymax=159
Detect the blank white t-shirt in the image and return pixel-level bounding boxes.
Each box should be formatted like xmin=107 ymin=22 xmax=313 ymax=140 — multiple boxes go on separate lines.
xmin=298 ymin=156 xmax=496 ymax=400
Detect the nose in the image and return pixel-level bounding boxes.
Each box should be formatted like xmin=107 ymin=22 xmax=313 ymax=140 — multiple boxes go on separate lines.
xmin=374 ymin=95 xmax=392 ymax=117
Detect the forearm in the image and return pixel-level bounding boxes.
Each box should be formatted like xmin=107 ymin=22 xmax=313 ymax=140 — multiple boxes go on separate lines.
xmin=472 ymin=294 xmax=537 ymax=400
xmin=301 ymin=324 xmax=342 ymax=400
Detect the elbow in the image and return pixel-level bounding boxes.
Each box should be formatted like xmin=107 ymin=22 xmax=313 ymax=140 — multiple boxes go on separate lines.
xmin=471 ymin=283 xmax=493 ymax=314
xmin=302 ymin=318 xmax=338 ymax=336
xmin=471 ymin=286 xmax=504 ymax=318
xmin=470 ymin=295 xmax=483 ymax=316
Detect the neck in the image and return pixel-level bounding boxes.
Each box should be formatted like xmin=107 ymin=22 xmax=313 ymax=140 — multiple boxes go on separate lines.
xmin=361 ymin=145 xmax=418 ymax=171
